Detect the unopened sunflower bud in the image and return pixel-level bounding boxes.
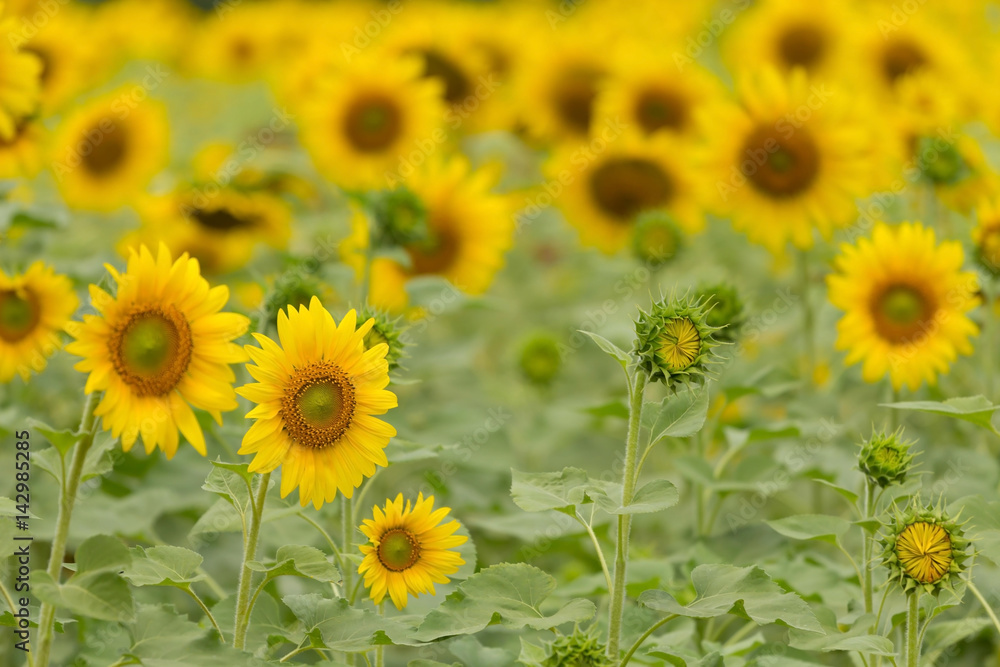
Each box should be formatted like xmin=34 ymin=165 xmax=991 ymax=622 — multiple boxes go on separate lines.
xmin=694 ymin=282 xmax=744 ymax=343
xmin=357 ymin=306 xmax=407 ymax=371
xmin=858 ymin=428 xmax=916 ymax=489
xmin=634 ymin=294 xmax=721 ymax=389
xmin=540 ymin=630 xmax=615 ymax=667
xmin=519 ymin=333 xmax=562 ymax=385
xmin=880 ymin=499 xmax=972 ymax=597
xmin=370 ymin=186 xmax=430 ymax=248
xmin=631 ymin=211 xmax=682 ymax=266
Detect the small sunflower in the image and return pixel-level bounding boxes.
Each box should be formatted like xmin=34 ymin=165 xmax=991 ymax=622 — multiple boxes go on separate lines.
xmin=237 ymin=299 xmax=397 ymax=509
xmin=827 ymin=222 xmax=979 ymax=391
xmin=635 ymin=294 xmax=721 ymax=389
xmin=358 ymin=492 xmax=467 ymax=610
xmin=880 ymin=500 xmax=971 ymax=596
xmin=65 ymin=244 xmax=249 ymax=458
xmin=0 ymin=262 xmax=78 ymax=383
xmin=0 ymin=9 xmax=41 ymax=141
xmin=50 ymin=89 xmax=169 ymax=211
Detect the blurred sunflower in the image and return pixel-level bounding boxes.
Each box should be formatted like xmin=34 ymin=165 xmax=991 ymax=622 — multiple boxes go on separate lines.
xmin=66 ymin=244 xmax=249 ymax=458
xmin=0 ymin=15 xmax=41 ymax=141
xmin=358 ymin=492 xmax=467 ymax=610
xmin=827 ymin=222 xmax=979 ymax=391
xmin=298 ymin=53 xmax=445 ymax=190
xmin=237 ymin=300 xmax=397 ymax=509
xmin=0 ymin=262 xmax=78 ymax=383
xmin=185 ymin=5 xmax=278 ymax=83
xmin=50 ymin=89 xmax=169 ymax=211
xmin=973 ymin=197 xmax=1000 ymax=274
xmin=0 ymin=117 xmax=44 ymax=178
xmin=93 ymin=0 xmax=194 ymax=66
xmin=698 ymin=68 xmax=874 ymax=254
xmin=548 ymin=132 xmax=702 ymax=254
xmin=340 ymin=205 xmax=411 ymax=314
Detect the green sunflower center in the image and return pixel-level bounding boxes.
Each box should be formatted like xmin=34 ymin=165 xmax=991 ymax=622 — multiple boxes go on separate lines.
xmin=377 ymin=528 xmax=421 ymax=572
xmin=344 ymin=95 xmax=403 ymax=153
xmin=552 ymin=65 xmax=603 ymax=136
xmin=873 ymin=284 xmax=935 ymax=345
xmin=742 ymin=126 xmax=821 ymax=198
xmin=635 ymin=88 xmax=688 ymax=133
xmin=658 ymin=317 xmax=701 ymax=372
xmin=874 ymin=446 xmax=901 ymax=466
xmin=111 ymin=306 xmax=193 ymax=397
xmin=82 ymin=120 xmax=128 ymax=177
xmin=896 ymin=521 xmax=952 ymax=584
xmin=882 ymin=39 xmax=927 ymax=84
xmin=590 ymin=158 xmax=673 ymax=222
xmin=280 ymin=362 xmax=357 ymax=448
xmin=0 ymin=288 xmax=40 ymax=343
xmin=778 ymin=23 xmax=826 ymax=69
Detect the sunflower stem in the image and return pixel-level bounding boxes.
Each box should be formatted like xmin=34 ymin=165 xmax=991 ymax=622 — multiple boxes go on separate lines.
xmin=905 ymin=592 xmax=920 ymax=667
xmin=606 ymin=370 xmax=648 ymax=660
xmin=376 ymin=603 xmax=385 ymax=667
xmin=797 ymin=250 xmax=815 ymax=387
xmin=968 ymin=580 xmax=1000 ymax=637
xmin=233 ymin=471 xmax=270 ymax=651
xmin=863 ymin=477 xmax=876 ymax=615
xmin=34 ymin=392 xmax=100 ymax=667
xmin=618 ymin=613 xmax=677 ymax=667
xmin=342 ymin=493 xmax=357 ymax=665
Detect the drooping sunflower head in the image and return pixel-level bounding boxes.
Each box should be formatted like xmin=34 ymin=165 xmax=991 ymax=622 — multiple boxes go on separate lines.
xmin=693 ymin=282 xmax=745 ymax=344
xmin=635 ymin=294 xmax=721 ymax=389
xmin=535 ymin=628 xmax=614 ymax=667
xmin=358 ymin=493 xmax=467 ymax=610
xmin=519 ymin=333 xmax=562 ymax=386
xmin=880 ymin=499 xmax=972 ymax=596
xmin=858 ymin=427 xmax=916 ymax=489
xmin=357 ymin=306 xmax=407 ymax=372
xmin=369 ymin=185 xmax=431 ymax=249
xmin=631 ymin=211 xmax=683 ymax=266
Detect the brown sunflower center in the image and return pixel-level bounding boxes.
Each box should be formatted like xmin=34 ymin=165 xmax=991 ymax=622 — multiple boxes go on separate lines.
xmin=778 ymin=23 xmax=827 ymax=69
xmin=377 ymin=528 xmax=421 ymax=572
xmin=110 ymin=306 xmax=193 ymax=397
xmin=552 ymin=66 xmax=603 ymax=136
xmin=590 ymin=158 xmax=673 ymax=222
xmin=896 ymin=521 xmax=952 ymax=584
xmin=82 ymin=121 xmax=128 ymax=177
xmin=742 ymin=126 xmax=820 ymax=198
xmin=406 ymin=225 xmax=460 ymax=275
xmin=415 ymin=49 xmax=471 ymax=105
xmin=872 ymin=284 xmax=935 ymax=345
xmin=658 ymin=317 xmax=701 ymax=372
xmin=343 ymin=95 xmax=403 ymax=153
xmin=0 ymin=288 xmax=40 ymax=343
xmin=635 ymin=88 xmax=688 ymax=133
xmin=882 ymin=39 xmax=927 ymax=84
xmin=280 ymin=362 xmax=357 ymax=448
xmin=189 ymin=207 xmax=255 ymax=232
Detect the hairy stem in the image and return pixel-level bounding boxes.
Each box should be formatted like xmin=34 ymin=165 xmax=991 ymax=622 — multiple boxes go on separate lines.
xmin=233 ymin=472 xmax=271 ymax=650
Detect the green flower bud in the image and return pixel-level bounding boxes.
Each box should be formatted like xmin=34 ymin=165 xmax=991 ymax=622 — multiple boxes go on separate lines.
xmin=880 ymin=498 xmax=972 ymax=597
xmin=693 ymin=282 xmax=744 ymax=343
xmin=634 ymin=294 xmax=721 ymax=389
xmin=357 ymin=306 xmax=408 ymax=371
xmin=370 ymin=186 xmax=430 ymax=248
xmin=916 ymin=135 xmax=969 ymax=186
xmin=519 ymin=333 xmax=562 ymax=385
xmin=524 ymin=629 xmax=614 ymax=667
xmin=858 ymin=428 xmax=916 ymax=489
xmin=631 ymin=211 xmax=682 ymax=266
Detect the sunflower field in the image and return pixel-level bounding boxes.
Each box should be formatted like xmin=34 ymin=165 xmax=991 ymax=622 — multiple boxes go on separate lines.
xmin=3 ymin=0 xmax=1000 ymax=665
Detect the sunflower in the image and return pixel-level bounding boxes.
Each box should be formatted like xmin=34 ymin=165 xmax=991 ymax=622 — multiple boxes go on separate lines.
xmin=94 ymin=0 xmax=194 ymax=67
xmin=340 ymin=205 xmax=412 ymax=314
xmin=697 ymin=67 xmax=875 ymax=254
xmin=50 ymin=89 xmax=169 ymax=211
xmin=298 ymin=53 xmax=445 ymax=191
xmin=548 ymin=132 xmax=702 ymax=254
xmin=0 ymin=11 xmax=41 ymax=141
xmin=184 ymin=5 xmax=279 ymax=83
xmin=236 ymin=299 xmax=397 ymax=509
xmin=974 ymin=197 xmax=1000 ymax=275
xmin=358 ymin=493 xmax=467 ymax=610
xmin=0 ymin=262 xmax=78 ymax=383
xmin=880 ymin=499 xmax=971 ymax=596
xmin=65 ymin=244 xmax=248 ymax=458
xmin=0 ymin=117 xmax=44 ymax=179
xmin=827 ymin=222 xmax=979 ymax=391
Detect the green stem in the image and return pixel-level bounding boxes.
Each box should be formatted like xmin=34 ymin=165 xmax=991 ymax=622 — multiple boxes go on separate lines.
xmin=576 ymin=510 xmax=612 ymax=595
xmin=619 ymin=614 xmax=677 ymax=666
xmin=183 ymin=586 xmax=225 ymax=642
xmin=863 ymin=478 xmax=876 ymax=615
xmin=606 ymin=371 xmax=648 ymax=660
xmin=968 ymin=581 xmax=1000 ymax=637
xmin=798 ymin=250 xmax=815 ymax=385
xmin=233 ymin=471 xmax=271 ymax=650
xmin=874 ymin=583 xmax=892 ymax=634
xmin=34 ymin=392 xmax=99 ymax=667
xmin=342 ymin=493 xmax=356 ymax=665
xmin=299 ymin=513 xmax=346 ymax=579
xmin=376 ymin=603 xmax=385 ymax=667
xmin=905 ymin=592 xmax=920 ymax=667
xmin=0 ymin=578 xmax=16 ymax=617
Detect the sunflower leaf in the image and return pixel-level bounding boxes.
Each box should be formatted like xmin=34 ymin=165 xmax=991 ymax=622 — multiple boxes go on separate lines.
xmin=767 ymin=515 xmax=852 ymax=544
xmin=25 ymin=418 xmax=78 ymax=457
xmin=642 ymin=387 xmax=710 ymax=444
xmin=880 ymin=395 xmax=1000 ymax=433
xmin=202 ymin=465 xmax=252 ymax=515
xmin=75 ymin=534 xmax=131 ymax=574
xmin=246 ymin=544 xmax=341 ymax=583
xmin=124 ymin=603 xmax=255 ymax=664
xmin=122 ymin=546 xmax=204 ymax=587
xmin=579 ymin=330 xmax=633 ymax=370
xmin=510 ymin=468 xmax=591 ymax=514
xmin=413 ymin=563 xmax=596 ymax=641
xmin=283 ymin=594 xmax=407 ymax=651
xmin=32 ymin=570 xmax=135 ymax=623
xmin=590 ymin=479 xmax=679 ymax=515
xmin=639 ymin=564 xmax=823 ymax=633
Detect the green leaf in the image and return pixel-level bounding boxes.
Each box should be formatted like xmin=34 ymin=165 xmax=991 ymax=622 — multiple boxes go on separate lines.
xmin=767 ymin=515 xmax=852 ymax=544
xmin=283 ymin=594 xmax=400 ymax=652
xmin=75 ymin=535 xmax=131 ymax=574
xmin=881 ymin=395 xmax=1000 ymax=432
xmin=210 ymin=459 xmax=255 ymax=486
xmin=0 ymin=496 xmax=37 ymax=518
xmin=9 ymin=211 xmax=60 ymax=230
xmin=510 ymin=468 xmax=590 ymax=514
xmin=33 ymin=570 xmax=135 ymax=623
xmin=202 ymin=465 xmax=252 ymax=514
xmin=247 ymin=545 xmax=341 ymax=583
xmin=642 ymin=388 xmax=710 ymax=443
xmin=122 ymin=546 xmax=204 ymax=587
xmin=638 ymin=564 xmax=822 ymax=633
xmin=811 ymin=479 xmax=859 ymax=506
xmin=789 ymin=612 xmax=894 ymax=655
xmin=125 ymin=604 xmax=253 ymax=665
xmin=590 ymin=479 xmax=679 ymax=515
xmin=414 ymin=563 xmax=596 ymax=641
xmin=26 ymin=418 xmax=77 ymax=456
xmin=579 ymin=330 xmax=632 ymax=369
xmin=386 ymin=439 xmax=441 ymax=463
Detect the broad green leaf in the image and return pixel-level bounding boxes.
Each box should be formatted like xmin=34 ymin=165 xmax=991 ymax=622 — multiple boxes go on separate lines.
xmin=449 ymin=636 xmax=514 ymax=667
xmin=247 ymin=545 xmax=341 ymax=583
xmin=9 ymin=211 xmax=60 ymax=230
xmin=33 ymin=571 xmax=135 ymax=623
xmin=638 ymin=564 xmax=822 ymax=633
xmin=881 ymin=395 xmax=1000 ymax=432
xmin=210 ymin=460 xmax=255 ymax=486
xmin=408 ymin=662 xmax=460 ymax=667
xmin=789 ymin=612 xmax=894 ymax=655
xmin=124 ymin=604 xmax=254 ymax=665
xmin=202 ymin=464 xmax=252 ymax=514
xmin=767 ymin=515 xmax=852 ymax=544
xmin=811 ymin=479 xmax=859 ymax=506
xmin=26 ymin=418 xmax=77 ymax=456
xmin=386 ymin=439 xmax=442 ymax=463
xmin=590 ymin=479 xmax=679 ymax=515
xmin=579 ymin=330 xmax=632 ymax=369
xmin=0 ymin=496 xmax=37 ymax=518
xmin=189 ymin=498 xmax=243 ymax=538
xmin=414 ymin=563 xmax=596 ymax=641
xmin=283 ymin=594 xmax=400 ymax=652
xmin=123 ymin=546 xmax=204 ymax=587
xmin=510 ymin=468 xmax=590 ymax=514
xmin=518 ymin=638 xmax=549 ymax=667
xmin=75 ymin=534 xmax=131 ymax=574
xmin=642 ymin=388 xmax=709 ymax=443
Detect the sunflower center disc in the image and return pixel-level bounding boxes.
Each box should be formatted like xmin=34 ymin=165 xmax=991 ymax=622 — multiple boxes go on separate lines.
xmin=191 ymin=207 xmax=254 ymax=231
xmin=407 ymin=226 xmax=460 ymax=275
xmin=635 ymin=88 xmax=687 ymax=133
xmin=83 ymin=121 xmax=128 ymax=176
xmin=280 ymin=362 xmax=357 ymax=448
xmin=873 ymin=284 xmax=934 ymax=344
xmin=778 ymin=23 xmax=826 ymax=69
xmin=417 ymin=49 xmax=470 ymax=105
xmin=590 ymin=158 xmax=673 ymax=222
xmin=743 ymin=126 xmax=820 ymax=198
xmin=553 ymin=66 xmax=602 ymax=136
xmin=378 ymin=528 xmax=421 ymax=572
xmin=112 ymin=307 xmax=193 ymax=396
xmin=0 ymin=289 xmax=40 ymax=343
xmin=658 ymin=317 xmax=701 ymax=372
xmin=895 ymin=521 xmax=952 ymax=584
xmin=882 ymin=39 xmax=927 ymax=83
xmin=344 ymin=96 xmax=402 ymax=153
xmin=297 ymin=383 xmax=343 ymax=430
